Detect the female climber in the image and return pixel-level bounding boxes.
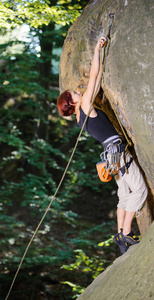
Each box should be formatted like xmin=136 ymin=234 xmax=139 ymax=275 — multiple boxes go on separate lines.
xmin=57 ymin=36 xmax=148 ymax=253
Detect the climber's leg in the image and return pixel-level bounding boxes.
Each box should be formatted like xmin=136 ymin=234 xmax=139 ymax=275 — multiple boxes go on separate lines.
xmin=123 ymin=210 xmax=136 ymax=235
xmin=117 ymin=207 xmax=125 ymax=233
xmin=117 ymin=152 xmax=148 ymax=212
xmin=113 ymin=207 xmax=129 ymax=254
xmin=113 ymin=208 xmax=139 ymax=252
xmin=117 ymin=210 xmax=140 ymax=245
xmin=113 ymin=233 xmax=129 ymax=254
xmin=114 ymin=152 xmax=148 ymax=251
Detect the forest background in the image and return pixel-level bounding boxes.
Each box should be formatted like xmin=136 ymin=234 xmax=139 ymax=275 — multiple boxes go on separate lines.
xmin=0 ymin=1 xmax=139 ymax=299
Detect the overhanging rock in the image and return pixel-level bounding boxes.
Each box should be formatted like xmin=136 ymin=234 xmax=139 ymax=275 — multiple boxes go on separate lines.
xmin=59 ymin=0 xmax=154 ymax=190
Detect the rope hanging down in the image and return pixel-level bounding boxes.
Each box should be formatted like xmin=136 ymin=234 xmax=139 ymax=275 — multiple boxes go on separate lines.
xmin=4 ymin=35 xmax=103 ymax=300
xmin=5 ymin=100 xmax=97 ymax=300
xmin=5 ymin=14 xmax=131 ymax=299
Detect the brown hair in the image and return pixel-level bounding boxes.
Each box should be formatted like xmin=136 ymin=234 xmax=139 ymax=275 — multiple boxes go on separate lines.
xmin=57 ymin=90 xmax=75 ymax=116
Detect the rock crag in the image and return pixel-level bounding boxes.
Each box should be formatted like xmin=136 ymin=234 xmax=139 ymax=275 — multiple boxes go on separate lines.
xmin=77 ymin=221 xmax=154 ymax=300
xmin=59 ymin=0 xmax=154 ymax=230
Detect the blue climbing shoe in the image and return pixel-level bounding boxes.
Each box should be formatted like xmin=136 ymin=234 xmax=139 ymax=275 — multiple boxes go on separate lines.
xmin=113 ymin=233 xmax=129 ymax=254
xmin=119 ymin=228 xmax=140 ymax=245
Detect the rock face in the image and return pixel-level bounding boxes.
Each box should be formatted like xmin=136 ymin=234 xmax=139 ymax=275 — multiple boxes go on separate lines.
xmin=59 ymin=0 xmax=154 ymax=192
xmin=58 ymin=1 xmax=154 ymax=296
xmin=78 ymin=221 xmax=154 ymax=300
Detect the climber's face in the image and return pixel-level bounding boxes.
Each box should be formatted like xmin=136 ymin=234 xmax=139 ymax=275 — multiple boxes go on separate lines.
xmin=70 ymin=90 xmax=82 ymax=105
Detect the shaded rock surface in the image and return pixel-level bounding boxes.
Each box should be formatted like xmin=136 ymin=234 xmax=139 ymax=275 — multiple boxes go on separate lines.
xmin=78 ymin=221 xmax=154 ymax=300
xmin=59 ymin=0 xmax=154 ymax=191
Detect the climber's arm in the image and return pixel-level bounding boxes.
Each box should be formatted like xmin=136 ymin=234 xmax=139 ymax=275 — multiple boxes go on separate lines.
xmin=81 ymin=36 xmax=106 ymax=114
xmin=94 ymin=65 xmax=102 ymax=96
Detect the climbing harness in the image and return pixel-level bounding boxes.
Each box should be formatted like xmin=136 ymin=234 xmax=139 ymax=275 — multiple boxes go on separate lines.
xmin=96 ymin=136 xmax=124 ymax=182
xmin=96 ymin=142 xmax=133 ymax=182
xmin=96 ymin=138 xmax=133 ymax=182
xmin=101 ymin=139 xmax=122 ymax=174
xmin=5 ymin=14 xmax=133 ymax=300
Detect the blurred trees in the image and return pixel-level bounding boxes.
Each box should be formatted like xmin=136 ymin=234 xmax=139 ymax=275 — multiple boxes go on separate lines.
xmin=0 ymin=1 xmax=119 ymax=299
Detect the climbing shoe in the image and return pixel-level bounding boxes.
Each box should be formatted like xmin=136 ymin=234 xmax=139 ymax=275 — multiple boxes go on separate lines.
xmin=113 ymin=233 xmax=129 ymax=254
xmin=119 ymin=228 xmax=140 ymax=245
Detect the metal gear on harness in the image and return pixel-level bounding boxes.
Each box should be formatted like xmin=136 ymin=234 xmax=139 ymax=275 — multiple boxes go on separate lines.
xmin=96 ymin=139 xmax=133 ymax=182
xmin=96 ymin=142 xmax=121 ymax=182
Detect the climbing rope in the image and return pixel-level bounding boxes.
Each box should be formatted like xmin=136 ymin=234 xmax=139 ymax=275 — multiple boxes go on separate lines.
xmin=5 ymin=14 xmax=132 ymax=299
xmin=4 ymin=40 xmax=102 ymax=300
xmin=5 ymin=101 xmax=97 ymax=300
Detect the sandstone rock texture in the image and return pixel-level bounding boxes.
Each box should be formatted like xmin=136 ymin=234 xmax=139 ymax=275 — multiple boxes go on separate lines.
xmin=78 ymin=221 xmax=154 ymax=300
xmin=59 ymin=0 xmax=154 ymax=192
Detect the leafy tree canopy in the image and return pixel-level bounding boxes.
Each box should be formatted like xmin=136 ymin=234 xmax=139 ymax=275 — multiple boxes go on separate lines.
xmin=0 ymin=0 xmax=84 ymax=29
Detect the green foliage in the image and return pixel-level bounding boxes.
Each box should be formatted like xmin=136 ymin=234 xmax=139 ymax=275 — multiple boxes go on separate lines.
xmin=61 ymin=229 xmax=115 ymax=299
xmin=0 ymin=3 xmax=118 ymax=299
xmin=98 ymin=236 xmax=114 ymax=247
xmin=62 ymin=249 xmax=105 ymax=279
xmin=0 ymin=0 xmax=88 ymax=29
xmin=61 ymin=281 xmax=85 ymax=299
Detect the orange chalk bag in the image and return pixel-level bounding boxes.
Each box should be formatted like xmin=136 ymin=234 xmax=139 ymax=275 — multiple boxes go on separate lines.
xmin=96 ymin=161 xmax=112 ymax=182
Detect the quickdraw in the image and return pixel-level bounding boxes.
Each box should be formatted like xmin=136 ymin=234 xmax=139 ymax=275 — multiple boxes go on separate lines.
xmin=96 ymin=139 xmax=133 ymax=182
xmin=96 ymin=142 xmax=121 ymax=182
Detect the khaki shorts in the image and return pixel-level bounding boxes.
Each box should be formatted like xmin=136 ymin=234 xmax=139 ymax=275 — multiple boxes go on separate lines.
xmin=115 ymin=151 xmax=148 ymax=212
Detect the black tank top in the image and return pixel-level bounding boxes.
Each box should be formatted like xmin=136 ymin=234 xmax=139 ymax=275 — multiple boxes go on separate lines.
xmin=77 ymin=106 xmax=119 ymax=144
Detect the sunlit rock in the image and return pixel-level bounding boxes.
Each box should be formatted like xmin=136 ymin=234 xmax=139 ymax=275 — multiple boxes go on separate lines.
xmin=59 ymin=0 xmax=153 ymax=194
